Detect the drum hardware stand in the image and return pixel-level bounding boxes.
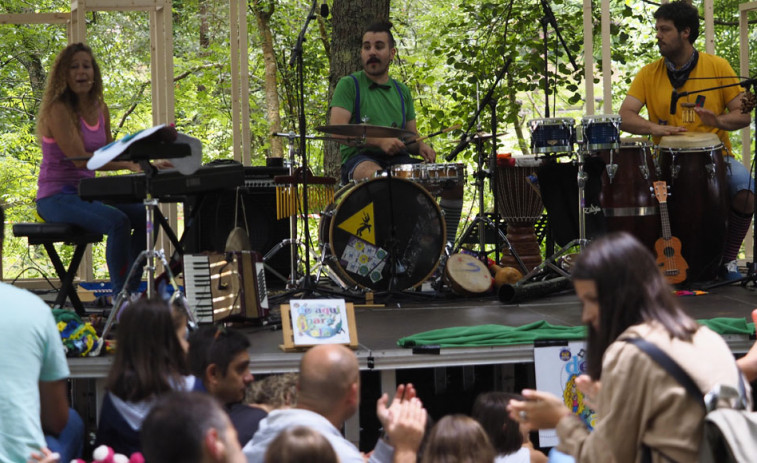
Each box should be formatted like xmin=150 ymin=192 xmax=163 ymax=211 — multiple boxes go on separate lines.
xmin=271 ymin=131 xmax=307 ymax=290
xmin=267 ymin=132 xmax=356 ymax=301
xmin=517 ymin=129 xmax=593 ymax=285
xmin=92 ymin=141 xmax=196 ymax=356
xmin=453 ymin=136 xmax=527 ymax=275
xmin=444 ymin=57 xmax=526 ymax=275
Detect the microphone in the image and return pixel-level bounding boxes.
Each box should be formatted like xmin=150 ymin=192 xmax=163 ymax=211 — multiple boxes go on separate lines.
xmin=445 ymin=133 xmax=470 ymax=162
xmin=320 ymin=2 xmax=329 ymax=18
xmin=670 ymin=90 xmax=678 ymax=115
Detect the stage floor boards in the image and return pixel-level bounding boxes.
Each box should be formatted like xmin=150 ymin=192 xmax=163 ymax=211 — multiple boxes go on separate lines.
xmin=59 ymin=279 xmax=757 ymax=378
xmin=238 ymin=280 xmax=757 ymax=373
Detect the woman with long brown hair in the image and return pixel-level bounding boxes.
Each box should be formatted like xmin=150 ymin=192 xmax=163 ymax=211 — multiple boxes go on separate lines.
xmin=508 ymin=232 xmax=749 ymax=462
xmin=36 ymin=43 xmax=144 ymax=296
xmin=95 ymin=299 xmax=191 ymax=455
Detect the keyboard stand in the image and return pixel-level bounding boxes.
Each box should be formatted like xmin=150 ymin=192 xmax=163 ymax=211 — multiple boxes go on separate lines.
xmin=90 ymin=138 xmax=196 ymax=356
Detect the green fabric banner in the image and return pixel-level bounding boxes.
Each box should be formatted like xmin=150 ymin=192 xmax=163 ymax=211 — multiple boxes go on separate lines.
xmin=397 ymin=318 xmax=755 ymax=349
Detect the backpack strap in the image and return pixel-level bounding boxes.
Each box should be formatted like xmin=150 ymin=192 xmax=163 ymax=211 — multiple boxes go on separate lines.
xmin=624 ymin=337 xmax=706 ymax=409
xmin=350 ymin=74 xmax=361 ymax=124
xmin=624 ymin=337 xmax=706 ymax=463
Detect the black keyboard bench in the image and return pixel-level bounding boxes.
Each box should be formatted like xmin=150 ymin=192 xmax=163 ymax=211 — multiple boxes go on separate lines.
xmin=13 ymin=222 xmax=103 ymax=316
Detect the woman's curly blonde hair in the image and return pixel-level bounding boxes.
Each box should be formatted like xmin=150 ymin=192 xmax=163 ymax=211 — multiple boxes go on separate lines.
xmin=37 ymin=42 xmax=105 ymax=139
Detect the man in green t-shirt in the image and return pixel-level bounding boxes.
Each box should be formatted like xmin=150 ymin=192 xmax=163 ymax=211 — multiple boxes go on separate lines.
xmin=329 ymin=20 xmax=463 ymax=247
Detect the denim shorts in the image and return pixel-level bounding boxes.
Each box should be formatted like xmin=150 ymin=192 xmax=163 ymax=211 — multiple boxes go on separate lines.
xmin=725 ymin=156 xmax=756 ymax=197
xmin=341 ymin=151 xmax=421 ymax=185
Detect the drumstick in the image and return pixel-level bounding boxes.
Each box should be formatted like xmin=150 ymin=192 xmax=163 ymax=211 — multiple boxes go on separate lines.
xmin=405 ymin=124 xmax=462 ymax=145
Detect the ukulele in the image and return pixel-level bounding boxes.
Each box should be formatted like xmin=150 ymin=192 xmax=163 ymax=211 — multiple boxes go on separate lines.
xmin=653 ymin=181 xmax=688 ymax=284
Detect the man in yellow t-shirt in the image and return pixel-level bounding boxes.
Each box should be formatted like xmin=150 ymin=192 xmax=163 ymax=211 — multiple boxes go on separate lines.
xmin=619 ymin=1 xmax=753 ymax=281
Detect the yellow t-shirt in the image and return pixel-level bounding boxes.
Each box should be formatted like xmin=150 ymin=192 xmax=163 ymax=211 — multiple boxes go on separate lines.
xmin=626 ymin=52 xmax=742 ymax=152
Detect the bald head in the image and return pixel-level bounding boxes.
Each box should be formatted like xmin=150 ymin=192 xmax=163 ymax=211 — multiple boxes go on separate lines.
xmin=298 ymin=345 xmax=359 ymax=414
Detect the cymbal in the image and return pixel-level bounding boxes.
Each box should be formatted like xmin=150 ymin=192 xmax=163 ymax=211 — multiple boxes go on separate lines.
xmin=315 ymin=124 xmax=415 ymax=138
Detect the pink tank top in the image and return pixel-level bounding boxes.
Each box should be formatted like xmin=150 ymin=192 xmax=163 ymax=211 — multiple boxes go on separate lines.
xmin=36 ymin=111 xmax=106 ymax=200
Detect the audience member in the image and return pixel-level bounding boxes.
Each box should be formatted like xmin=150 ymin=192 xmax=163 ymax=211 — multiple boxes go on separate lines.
xmin=242 ymin=344 xmax=426 ymax=463
xmin=0 ymin=204 xmax=84 ymax=463
xmin=472 ymin=392 xmax=547 ymax=463
xmin=141 ymin=391 xmax=245 ymax=463
xmin=737 ymin=308 xmax=757 ymax=383
xmin=507 ymin=232 xmax=751 ymax=462
xmin=171 ymin=301 xmax=190 ymax=354
xmin=263 ymin=426 xmax=337 ymax=463
xmin=95 ymin=298 xmax=191 ymax=455
xmin=188 ymin=325 xmax=258 ymax=445
xmin=247 ymin=372 xmax=298 ymax=411
xmin=420 ymin=414 xmax=495 ymax=463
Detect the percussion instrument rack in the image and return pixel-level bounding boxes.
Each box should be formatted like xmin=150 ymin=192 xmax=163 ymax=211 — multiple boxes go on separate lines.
xmin=504 ymin=124 xmax=608 ymax=302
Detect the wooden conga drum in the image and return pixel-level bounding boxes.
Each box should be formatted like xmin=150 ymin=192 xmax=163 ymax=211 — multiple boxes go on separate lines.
xmin=656 ymin=132 xmax=728 ymax=281
xmin=494 ymin=156 xmax=544 ymax=272
xmin=592 ymin=138 xmax=660 ymax=254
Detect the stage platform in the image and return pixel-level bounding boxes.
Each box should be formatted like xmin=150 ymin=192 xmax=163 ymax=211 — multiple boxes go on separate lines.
xmin=67 ymin=281 xmax=757 ymax=379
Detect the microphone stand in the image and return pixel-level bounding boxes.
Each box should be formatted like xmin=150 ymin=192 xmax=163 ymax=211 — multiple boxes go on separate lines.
xmin=446 ymin=58 xmax=512 ymax=163
xmin=449 ymin=58 xmax=527 ymax=274
xmin=539 ymin=0 xmax=578 ymax=117
xmin=538 ymin=0 xmax=579 ymax=258
xmin=289 ymin=0 xmax=319 ymax=294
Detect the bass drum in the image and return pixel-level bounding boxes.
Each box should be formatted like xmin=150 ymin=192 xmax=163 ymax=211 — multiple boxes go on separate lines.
xmin=320 ymin=177 xmax=445 ymax=291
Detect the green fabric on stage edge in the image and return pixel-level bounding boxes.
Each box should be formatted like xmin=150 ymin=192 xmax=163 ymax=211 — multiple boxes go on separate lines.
xmin=397 ymin=318 xmax=755 ymax=349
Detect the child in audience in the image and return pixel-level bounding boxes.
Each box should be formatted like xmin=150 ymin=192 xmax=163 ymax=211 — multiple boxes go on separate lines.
xmin=472 ymin=392 xmax=547 ymax=463
xmin=95 ymin=299 xmax=192 ymax=455
xmin=420 ymin=414 xmax=495 ymax=463
xmin=263 ymin=426 xmax=337 ymax=463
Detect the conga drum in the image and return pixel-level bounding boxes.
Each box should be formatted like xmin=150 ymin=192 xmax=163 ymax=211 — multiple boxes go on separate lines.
xmin=494 ymin=156 xmax=544 ymax=272
xmin=657 ymin=132 xmax=728 ymax=281
xmin=593 ymin=138 xmax=660 ymax=254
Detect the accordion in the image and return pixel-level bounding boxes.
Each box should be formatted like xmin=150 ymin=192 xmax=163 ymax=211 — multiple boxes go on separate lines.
xmin=184 ymin=251 xmax=269 ymax=324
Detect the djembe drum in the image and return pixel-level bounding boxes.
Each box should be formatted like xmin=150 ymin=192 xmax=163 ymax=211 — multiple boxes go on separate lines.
xmin=494 ymin=156 xmax=544 ymax=272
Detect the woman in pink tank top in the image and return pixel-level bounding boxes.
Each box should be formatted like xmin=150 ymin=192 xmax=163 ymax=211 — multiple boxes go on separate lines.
xmin=36 ymin=43 xmax=146 ymax=298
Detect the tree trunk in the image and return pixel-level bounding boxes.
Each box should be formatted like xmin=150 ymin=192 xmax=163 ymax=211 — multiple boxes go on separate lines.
xmin=199 ymin=0 xmax=210 ymax=50
xmin=17 ymin=52 xmax=45 ymax=119
xmin=252 ymin=0 xmax=283 ymax=158
xmin=324 ymin=0 xmax=390 ymax=179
